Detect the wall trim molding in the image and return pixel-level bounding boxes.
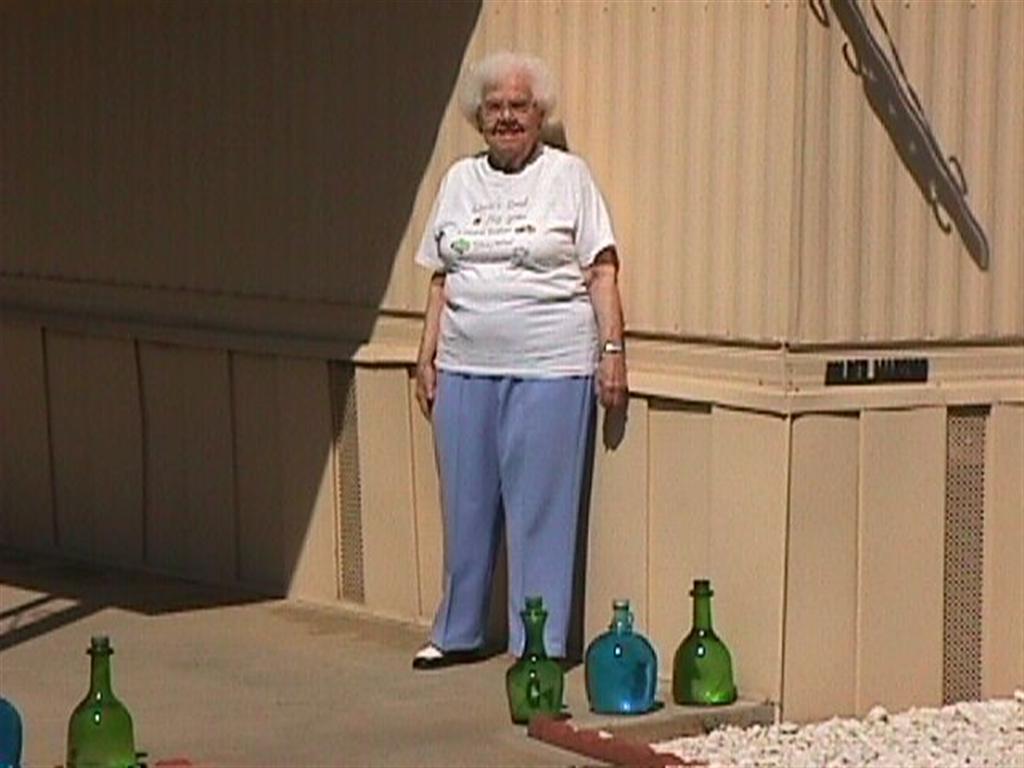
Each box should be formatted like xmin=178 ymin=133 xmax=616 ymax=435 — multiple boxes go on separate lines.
xmin=4 ymin=276 xmax=1021 ymax=414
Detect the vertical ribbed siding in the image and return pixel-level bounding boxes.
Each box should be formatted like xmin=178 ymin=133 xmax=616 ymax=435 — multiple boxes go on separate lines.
xmin=0 ymin=1 xmax=478 ymax=307
xmin=797 ymin=0 xmax=1023 ymax=343
xmin=389 ymin=0 xmax=803 ymax=342
xmin=926 ymin=1 xmax=967 ymax=340
xmin=542 ymin=0 xmax=799 ymax=342
xmin=395 ymin=0 xmax=1021 ymax=344
xmin=3 ymin=1 xmax=1020 ymax=345
xmin=991 ymin=0 xmax=1024 ymax=337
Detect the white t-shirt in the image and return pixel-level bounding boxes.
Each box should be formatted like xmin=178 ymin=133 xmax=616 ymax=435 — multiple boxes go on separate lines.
xmin=415 ymin=145 xmax=616 ymax=377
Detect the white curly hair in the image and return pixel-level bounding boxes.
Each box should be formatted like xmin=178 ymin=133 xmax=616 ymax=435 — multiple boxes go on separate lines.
xmin=458 ymin=51 xmax=558 ymax=130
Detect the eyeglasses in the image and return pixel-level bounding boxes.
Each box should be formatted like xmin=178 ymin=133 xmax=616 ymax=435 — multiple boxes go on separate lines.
xmin=480 ymin=98 xmax=536 ymax=121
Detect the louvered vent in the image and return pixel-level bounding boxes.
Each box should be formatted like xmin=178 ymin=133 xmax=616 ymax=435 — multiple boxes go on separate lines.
xmin=942 ymin=407 xmax=987 ymax=704
xmin=330 ymin=363 xmax=364 ymax=604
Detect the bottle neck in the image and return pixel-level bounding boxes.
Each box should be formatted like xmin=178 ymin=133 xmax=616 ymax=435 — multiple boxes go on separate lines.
xmin=89 ymin=651 xmax=114 ymax=699
xmin=692 ymin=596 xmax=713 ymax=631
xmin=523 ymin=611 xmax=548 ymax=658
xmin=611 ymin=607 xmax=633 ymax=634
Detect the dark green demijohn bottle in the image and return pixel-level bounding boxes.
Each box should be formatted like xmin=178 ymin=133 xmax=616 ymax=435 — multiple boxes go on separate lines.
xmin=505 ymin=597 xmax=564 ymax=724
xmin=672 ymin=579 xmax=737 ymax=705
xmin=66 ymin=636 xmax=137 ymax=768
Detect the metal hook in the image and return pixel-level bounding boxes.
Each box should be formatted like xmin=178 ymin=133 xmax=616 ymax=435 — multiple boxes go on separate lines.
xmin=841 ymin=41 xmax=861 ymax=76
xmin=948 ymin=156 xmax=968 ymax=197
xmin=931 ymin=198 xmax=953 ymax=235
xmin=808 ymin=0 xmax=830 ymax=27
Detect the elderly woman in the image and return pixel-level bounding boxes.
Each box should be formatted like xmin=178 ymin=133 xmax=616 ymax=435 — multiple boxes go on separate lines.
xmin=412 ymin=51 xmax=627 ymax=669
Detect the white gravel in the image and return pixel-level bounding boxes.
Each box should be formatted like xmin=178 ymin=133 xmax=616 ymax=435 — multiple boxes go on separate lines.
xmin=653 ymin=691 xmax=1024 ymax=768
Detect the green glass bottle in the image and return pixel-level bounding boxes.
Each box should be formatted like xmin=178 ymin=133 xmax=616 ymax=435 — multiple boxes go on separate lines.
xmin=672 ymin=580 xmax=737 ymax=705
xmin=66 ymin=636 xmax=137 ymax=768
xmin=505 ymin=597 xmax=564 ymax=725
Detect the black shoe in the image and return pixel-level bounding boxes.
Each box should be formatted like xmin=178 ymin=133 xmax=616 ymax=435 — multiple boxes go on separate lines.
xmin=411 ymin=643 xmax=480 ymax=670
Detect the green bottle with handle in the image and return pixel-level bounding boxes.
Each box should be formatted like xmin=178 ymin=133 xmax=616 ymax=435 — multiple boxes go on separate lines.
xmin=66 ymin=636 xmax=137 ymax=768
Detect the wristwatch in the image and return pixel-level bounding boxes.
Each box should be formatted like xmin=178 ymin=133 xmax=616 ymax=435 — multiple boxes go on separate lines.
xmin=600 ymin=339 xmax=625 ymax=356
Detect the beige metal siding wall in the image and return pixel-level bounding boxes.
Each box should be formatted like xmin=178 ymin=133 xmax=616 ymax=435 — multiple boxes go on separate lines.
xmin=48 ymin=332 xmax=145 ymax=568
xmin=392 ymin=0 xmax=1024 ymax=344
xmin=2 ymin=0 xmax=1022 ymax=722
xmin=797 ymin=0 xmax=1024 ymax=343
xmin=857 ymin=409 xmax=947 ymax=711
xmin=584 ymin=398 xmax=791 ymax=705
xmin=784 ymin=404 xmax=1024 ymax=721
xmin=4 ymin=1 xmax=1019 ymax=346
xmin=1 ymin=0 xmax=803 ymax=344
xmin=141 ymin=343 xmax=237 ymax=584
xmin=389 ymin=0 xmax=803 ymax=342
xmin=0 ymin=318 xmax=438 ymax=618
xmin=3 ymin=318 xmax=1022 ymax=716
xmin=784 ymin=414 xmax=860 ymax=718
xmin=233 ymin=354 xmax=338 ymax=602
xmin=983 ymin=403 xmax=1024 ymax=698
xmin=355 ymin=367 xmax=421 ymax=619
xmin=584 ymin=394 xmax=1021 ymax=716
xmin=0 ymin=1 xmax=477 ymax=316
xmin=0 ymin=322 xmax=56 ymax=551
xmin=0 ymin=321 xmax=342 ymax=601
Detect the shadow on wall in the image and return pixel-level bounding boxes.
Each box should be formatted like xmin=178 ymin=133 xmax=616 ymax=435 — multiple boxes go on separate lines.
xmin=0 ymin=1 xmax=483 ymax=627
xmin=809 ymin=0 xmax=990 ymax=270
xmin=0 ymin=0 xmax=483 ymax=309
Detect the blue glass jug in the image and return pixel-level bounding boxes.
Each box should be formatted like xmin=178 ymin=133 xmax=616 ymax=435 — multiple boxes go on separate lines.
xmin=0 ymin=696 xmax=23 ymax=768
xmin=584 ymin=599 xmax=658 ymax=714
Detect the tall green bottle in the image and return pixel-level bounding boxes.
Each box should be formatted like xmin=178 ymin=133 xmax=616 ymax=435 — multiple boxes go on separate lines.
xmin=505 ymin=597 xmax=564 ymax=724
xmin=66 ymin=636 xmax=137 ymax=768
xmin=672 ymin=580 xmax=737 ymax=705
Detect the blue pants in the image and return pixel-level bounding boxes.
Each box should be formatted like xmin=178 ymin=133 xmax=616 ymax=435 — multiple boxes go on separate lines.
xmin=430 ymin=371 xmax=595 ymax=657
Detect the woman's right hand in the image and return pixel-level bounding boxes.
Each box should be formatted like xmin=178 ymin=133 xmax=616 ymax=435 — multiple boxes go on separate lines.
xmin=415 ymin=359 xmax=437 ymax=419
xmin=415 ymin=271 xmax=446 ymax=419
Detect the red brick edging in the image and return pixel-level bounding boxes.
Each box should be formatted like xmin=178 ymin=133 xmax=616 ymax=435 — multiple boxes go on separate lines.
xmin=527 ymin=716 xmax=705 ymax=767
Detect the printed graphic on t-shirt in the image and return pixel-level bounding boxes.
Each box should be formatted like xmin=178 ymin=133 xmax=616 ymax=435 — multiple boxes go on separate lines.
xmin=436 ymin=194 xmax=578 ymax=274
xmin=437 ymin=196 xmax=533 ymax=266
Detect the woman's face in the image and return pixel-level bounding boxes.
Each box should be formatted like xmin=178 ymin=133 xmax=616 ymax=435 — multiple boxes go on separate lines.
xmin=478 ymin=70 xmax=544 ymax=169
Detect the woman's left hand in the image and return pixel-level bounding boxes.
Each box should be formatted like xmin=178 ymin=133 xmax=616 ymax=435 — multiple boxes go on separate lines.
xmin=597 ymin=352 xmax=628 ymax=410
xmin=586 ymin=248 xmax=628 ymax=410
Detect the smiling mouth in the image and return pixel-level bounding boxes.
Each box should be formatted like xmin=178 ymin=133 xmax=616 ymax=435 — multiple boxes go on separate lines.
xmin=493 ymin=121 xmax=523 ymax=135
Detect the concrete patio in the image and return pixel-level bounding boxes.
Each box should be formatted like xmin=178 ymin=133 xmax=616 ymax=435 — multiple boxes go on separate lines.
xmin=0 ymin=549 xmax=771 ymax=767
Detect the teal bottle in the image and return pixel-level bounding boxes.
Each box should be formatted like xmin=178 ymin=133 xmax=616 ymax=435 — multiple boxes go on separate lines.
xmin=585 ymin=599 xmax=658 ymax=714
xmin=66 ymin=636 xmax=137 ymax=768
xmin=0 ymin=696 xmax=22 ymax=768
xmin=672 ymin=579 xmax=737 ymax=705
xmin=505 ymin=597 xmax=564 ymax=724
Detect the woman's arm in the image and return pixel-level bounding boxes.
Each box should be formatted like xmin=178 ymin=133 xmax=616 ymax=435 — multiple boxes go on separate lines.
xmin=585 ymin=248 xmax=628 ymax=410
xmin=415 ymin=271 xmax=446 ymax=418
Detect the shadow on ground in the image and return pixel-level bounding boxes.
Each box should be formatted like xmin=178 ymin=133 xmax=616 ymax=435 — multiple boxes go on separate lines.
xmin=0 ymin=548 xmax=266 ymax=651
